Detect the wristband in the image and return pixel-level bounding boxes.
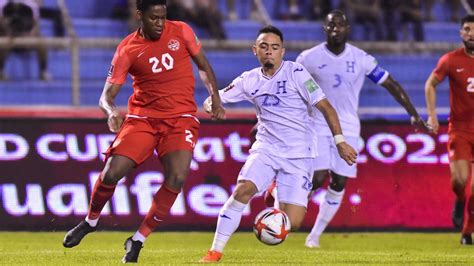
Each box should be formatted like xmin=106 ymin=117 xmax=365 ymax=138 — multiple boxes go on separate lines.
xmin=334 ymin=134 xmax=345 ymax=145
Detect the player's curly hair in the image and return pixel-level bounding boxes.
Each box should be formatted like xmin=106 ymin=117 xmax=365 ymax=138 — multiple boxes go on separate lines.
xmin=258 ymin=25 xmax=284 ymax=43
xmin=136 ymin=0 xmax=166 ymax=12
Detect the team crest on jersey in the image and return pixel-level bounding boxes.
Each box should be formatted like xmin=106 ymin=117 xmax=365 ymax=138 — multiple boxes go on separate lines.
xmin=168 ymin=39 xmax=180 ymax=51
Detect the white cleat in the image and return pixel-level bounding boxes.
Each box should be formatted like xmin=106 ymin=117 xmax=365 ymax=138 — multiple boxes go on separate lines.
xmin=305 ymin=236 xmax=320 ymax=248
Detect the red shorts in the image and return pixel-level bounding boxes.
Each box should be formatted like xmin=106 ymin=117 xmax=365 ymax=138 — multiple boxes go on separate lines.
xmin=105 ymin=116 xmax=200 ymax=164
xmin=447 ymin=128 xmax=474 ymax=162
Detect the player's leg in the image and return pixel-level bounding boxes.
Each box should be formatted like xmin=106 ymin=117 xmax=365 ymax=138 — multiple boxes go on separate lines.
xmin=461 ymin=162 xmax=474 ymax=245
xmin=306 ymin=169 xmax=331 ymax=204
xmin=201 ymin=152 xmax=276 ymax=262
xmin=306 ymin=173 xmax=347 ymax=248
xmin=63 ymin=118 xmax=155 ymax=249
xmin=278 ymin=202 xmax=307 ymax=230
xmin=450 ymin=160 xmax=470 ymax=229
xmin=63 ymin=155 xmax=137 ymax=248
xmin=274 ymin=156 xmax=314 ymax=230
xmin=447 ymin=132 xmax=471 ymax=230
xmin=124 ymin=117 xmax=199 ymax=263
xmin=312 ymin=170 xmax=330 ymax=191
xmin=306 ymin=136 xmax=357 ymax=248
xmin=122 ymin=150 xmax=194 ymax=263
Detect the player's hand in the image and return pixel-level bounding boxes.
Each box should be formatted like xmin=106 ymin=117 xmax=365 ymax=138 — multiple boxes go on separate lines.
xmin=426 ymin=115 xmax=439 ymax=134
xmin=410 ymin=115 xmax=433 ymax=133
xmin=336 ymin=142 xmax=358 ymax=166
xmin=203 ymin=97 xmax=212 ymax=114
xmin=210 ymin=95 xmax=226 ymax=120
xmin=107 ymin=111 xmax=124 ymax=133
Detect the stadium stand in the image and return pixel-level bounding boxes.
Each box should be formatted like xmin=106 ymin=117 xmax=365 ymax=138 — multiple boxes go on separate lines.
xmin=0 ymin=0 xmax=460 ymax=119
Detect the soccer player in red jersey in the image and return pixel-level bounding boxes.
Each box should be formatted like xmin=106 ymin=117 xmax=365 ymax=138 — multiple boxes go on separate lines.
xmin=62 ymin=0 xmax=225 ymax=262
xmin=425 ymin=14 xmax=474 ymax=245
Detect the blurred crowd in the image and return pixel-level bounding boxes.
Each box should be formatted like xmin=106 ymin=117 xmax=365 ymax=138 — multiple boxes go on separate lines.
xmin=0 ymin=0 xmax=64 ymax=80
xmin=86 ymin=0 xmax=474 ymax=42
xmin=2 ymin=0 xmax=474 ymax=81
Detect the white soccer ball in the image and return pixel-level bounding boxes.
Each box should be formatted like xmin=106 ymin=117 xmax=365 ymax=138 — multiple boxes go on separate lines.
xmin=253 ymin=208 xmax=291 ymax=245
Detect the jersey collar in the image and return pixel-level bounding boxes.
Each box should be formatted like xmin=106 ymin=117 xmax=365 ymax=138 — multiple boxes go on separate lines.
xmin=260 ymin=61 xmax=285 ymax=80
xmin=323 ymin=42 xmax=349 ymax=58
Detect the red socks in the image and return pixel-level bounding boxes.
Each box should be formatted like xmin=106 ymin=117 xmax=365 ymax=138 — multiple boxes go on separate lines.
xmin=462 ymin=195 xmax=474 ymax=234
xmin=138 ymin=185 xmax=180 ymax=237
xmin=87 ymin=175 xmax=116 ymax=219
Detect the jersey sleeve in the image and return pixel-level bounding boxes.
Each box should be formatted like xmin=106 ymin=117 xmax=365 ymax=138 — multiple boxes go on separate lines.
xmin=363 ymin=53 xmax=389 ymax=85
xmin=106 ymin=44 xmax=131 ymax=84
xmin=293 ymin=64 xmax=326 ymax=106
xmin=432 ymin=53 xmax=449 ymax=82
xmin=219 ymin=74 xmax=249 ymax=104
xmin=180 ymin=22 xmax=202 ymax=56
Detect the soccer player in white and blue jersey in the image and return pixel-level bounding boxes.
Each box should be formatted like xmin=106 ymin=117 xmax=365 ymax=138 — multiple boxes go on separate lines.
xmin=297 ymin=10 xmax=430 ymax=248
xmin=199 ymin=25 xmax=358 ymax=263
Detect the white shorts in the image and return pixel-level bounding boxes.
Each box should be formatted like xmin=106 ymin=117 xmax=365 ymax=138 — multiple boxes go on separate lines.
xmin=237 ymin=151 xmax=314 ymax=208
xmin=313 ymin=135 xmax=358 ymax=178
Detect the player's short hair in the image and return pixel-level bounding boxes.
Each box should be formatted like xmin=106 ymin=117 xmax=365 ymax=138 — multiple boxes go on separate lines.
xmin=326 ymin=9 xmax=349 ymax=24
xmin=461 ymin=15 xmax=474 ymax=26
xmin=257 ymin=25 xmax=284 ymax=42
xmin=136 ymin=0 xmax=166 ymax=12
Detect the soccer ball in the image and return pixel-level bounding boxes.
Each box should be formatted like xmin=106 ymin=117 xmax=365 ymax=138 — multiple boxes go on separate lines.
xmin=253 ymin=208 xmax=291 ymax=245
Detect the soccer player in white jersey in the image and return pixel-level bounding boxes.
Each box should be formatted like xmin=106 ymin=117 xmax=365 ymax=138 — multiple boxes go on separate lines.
xmin=199 ymin=25 xmax=358 ymax=263
xmin=295 ymin=10 xmax=431 ymax=248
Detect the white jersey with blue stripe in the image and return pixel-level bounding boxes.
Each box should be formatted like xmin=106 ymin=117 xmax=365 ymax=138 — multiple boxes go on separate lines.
xmin=297 ymin=43 xmax=389 ymax=136
xmin=219 ymin=61 xmax=327 ymax=159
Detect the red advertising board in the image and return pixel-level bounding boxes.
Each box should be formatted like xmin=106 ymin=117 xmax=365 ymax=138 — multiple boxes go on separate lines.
xmin=0 ymin=119 xmax=454 ymax=231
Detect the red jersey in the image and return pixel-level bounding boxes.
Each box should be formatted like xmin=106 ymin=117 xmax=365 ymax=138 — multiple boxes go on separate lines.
xmin=107 ymin=20 xmax=202 ymax=118
xmin=433 ymin=48 xmax=474 ymax=129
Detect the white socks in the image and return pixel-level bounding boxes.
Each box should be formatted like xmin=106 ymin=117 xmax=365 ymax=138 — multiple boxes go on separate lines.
xmin=211 ymin=195 xmax=247 ymax=252
xmin=272 ymin=186 xmax=279 ymax=209
xmin=310 ymin=188 xmax=345 ymax=237
xmin=132 ymin=231 xmax=146 ymax=243
xmin=85 ymin=216 xmax=99 ymax=227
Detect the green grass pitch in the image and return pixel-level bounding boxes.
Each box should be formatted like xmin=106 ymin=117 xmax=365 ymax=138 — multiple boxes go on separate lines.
xmin=0 ymin=232 xmax=473 ymax=265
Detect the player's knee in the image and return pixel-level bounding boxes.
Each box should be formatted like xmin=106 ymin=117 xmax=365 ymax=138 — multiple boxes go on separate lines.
xmin=329 ymin=174 xmax=347 ymax=192
xmin=165 ymin=171 xmax=188 ymax=189
xmin=451 ymin=178 xmax=467 ymax=193
xmin=232 ymin=181 xmax=257 ymax=204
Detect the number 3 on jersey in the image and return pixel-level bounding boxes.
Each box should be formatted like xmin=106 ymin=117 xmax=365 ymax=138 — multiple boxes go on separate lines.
xmin=149 ymin=53 xmax=174 ymax=73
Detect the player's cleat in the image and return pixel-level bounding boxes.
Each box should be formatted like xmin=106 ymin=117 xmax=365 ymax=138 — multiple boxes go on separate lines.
xmin=199 ymin=250 xmax=223 ymax=263
xmin=63 ymin=220 xmax=96 ymax=248
xmin=263 ymin=181 xmax=277 ymax=207
xmin=461 ymin=234 xmax=472 ymax=245
xmin=452 ymin=200 xmax=465 ymax=228
xmin=305 ymin=235 xmax=320 ymax=248
xmin=122 ymin=237 xmax=143 ymax=263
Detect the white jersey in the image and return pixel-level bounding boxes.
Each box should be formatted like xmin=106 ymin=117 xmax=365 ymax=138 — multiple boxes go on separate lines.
xmin=219 ymin=61 xmax=326 ymax=159
xmin=296 ymin=43 xmax=389 ymax=136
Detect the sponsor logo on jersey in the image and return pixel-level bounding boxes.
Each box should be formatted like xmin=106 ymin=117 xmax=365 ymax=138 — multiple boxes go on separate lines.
xmin=168 ymin=39 xmax=180 ymax=51
xmin=304 ymin=79 xmax=319 ymax=93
